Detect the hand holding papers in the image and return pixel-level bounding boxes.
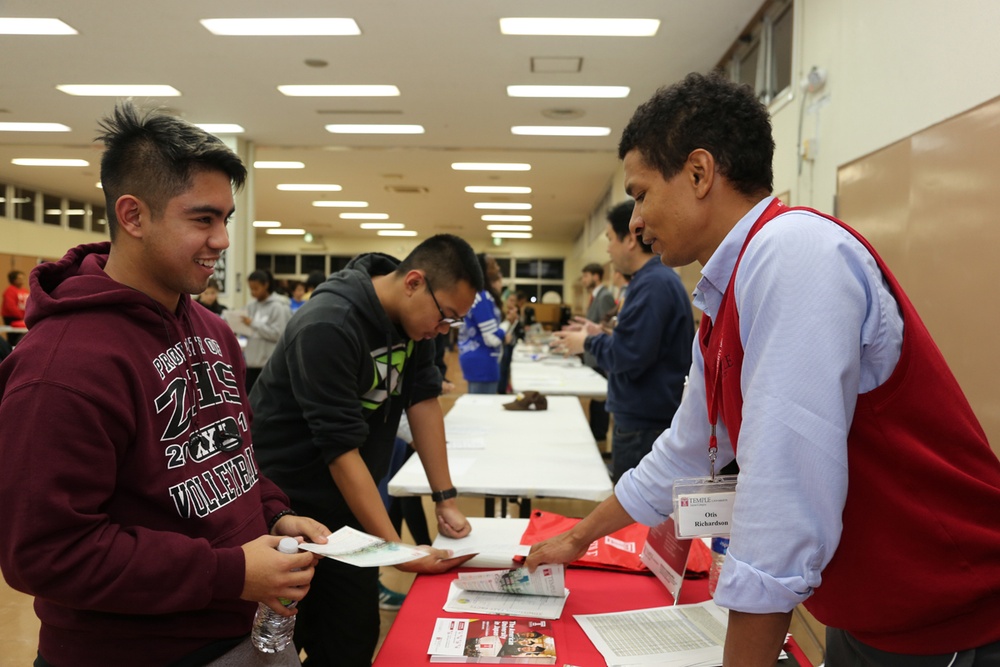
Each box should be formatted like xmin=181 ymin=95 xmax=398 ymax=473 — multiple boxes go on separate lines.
xmin=444 ymin=564 xmax=570 ymax=620
xmin=297 ymin=526 xmax=429 ymax=567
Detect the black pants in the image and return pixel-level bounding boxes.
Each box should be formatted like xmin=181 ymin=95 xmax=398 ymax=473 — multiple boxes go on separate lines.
xmin=588 ymin=399 xmax=610 ymax=442
xmin=295 ymin=557 xmax=379 ymax=667
xmin=826 ymin=628 xmax=1000 ymax=667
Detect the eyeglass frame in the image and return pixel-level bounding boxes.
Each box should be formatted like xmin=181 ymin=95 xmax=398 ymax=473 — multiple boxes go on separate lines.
xmin=424 ymin=276 xmax=464 ymax=328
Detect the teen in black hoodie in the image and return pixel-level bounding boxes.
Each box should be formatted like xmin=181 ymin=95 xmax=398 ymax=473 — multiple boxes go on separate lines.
xmin=251 ymin=235 xmax=483 ymax=666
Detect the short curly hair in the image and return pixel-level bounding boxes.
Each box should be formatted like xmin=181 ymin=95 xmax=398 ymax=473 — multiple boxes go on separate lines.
xmin=618 ymin=72 xmax=774 ymax=196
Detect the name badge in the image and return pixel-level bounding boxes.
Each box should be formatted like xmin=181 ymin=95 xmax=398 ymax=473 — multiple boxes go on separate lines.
xmin=672 ymin=475 xmax=737 ymax=538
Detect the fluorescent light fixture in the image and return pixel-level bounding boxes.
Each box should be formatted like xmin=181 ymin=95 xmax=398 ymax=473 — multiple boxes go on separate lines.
xmin=0 ymin=18 xmax=77 ymax=35
xmin=482 ymin=215 xmax=533 ymax=222
xmin=11 ymin=158 xmax=88 ymax=167
xmin=325 ymin=124 xmax=424 ymax=134
xmin=276 ymin=183 xmax=342 ymax=192
xmin=44 ymin=208 xmax=86 ymax=216
xmin=451 ymin=162 xmax=531 ymax=171
xmin=254 ymin=161 xmax=305 ymax=169
xmin=266 ymin=228 xmax=307 ymax=235
xmin=360 ymin=222 xmax=405 ymax=230
xmin=56 ymin=84 xmax=181 ymax=97
xmin=492 ymin=232 xmax=533 ymax=239
xmin=0 ymin=122 xmax=71 ymax=132
xmin=377 ymin=230 xmax=418 ymax=237
xmin=279 ymin=85 xmax=399 ymax=97
xmin=507 ymin=85 xmax=629 ymax=98
xmin=340 ymin=212 xmax=389 ymax=219
xmin=195 ymin=123 xmax=245 ymax=134
xmin=201 ymin=18 xmax=361 ymax=36
xmin=312 ymin=200 xmax=369 ymax=208
xmin=473 ymin=202 xmax=532 ymax=210
xmin=499 ymin=17 xmax=659 ymax=37
xmin=464 ymin=186 xmax=531 ymax=194
xmin=252 ymin=220 xmax=282 ymax=228
xmin=487 ymin=224 xmax=533 ymax=232
xmin=511 ymin=125 xmax=611 ymax=137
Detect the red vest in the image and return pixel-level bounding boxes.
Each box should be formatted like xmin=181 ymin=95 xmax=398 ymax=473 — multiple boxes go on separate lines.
xmin=700 ymin=200 xmax=1000 ymax=653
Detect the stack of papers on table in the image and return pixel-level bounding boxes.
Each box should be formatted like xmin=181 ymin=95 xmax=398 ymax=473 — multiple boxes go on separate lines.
xmin=444 ymin=564 xmax=569 ymax=620
xmin=427 ymin=617 xmax=557 ymax=664
xmin=575 ymin=601 xmax=786 ymax=666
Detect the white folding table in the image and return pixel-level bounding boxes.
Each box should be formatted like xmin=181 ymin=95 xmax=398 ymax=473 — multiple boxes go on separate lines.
xmin=388 ymin=394 xmax=613 ymax=517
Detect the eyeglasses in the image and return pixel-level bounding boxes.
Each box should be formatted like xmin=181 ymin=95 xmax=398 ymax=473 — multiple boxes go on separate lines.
xmin=425 ymin=277 xmax=463 ymax=328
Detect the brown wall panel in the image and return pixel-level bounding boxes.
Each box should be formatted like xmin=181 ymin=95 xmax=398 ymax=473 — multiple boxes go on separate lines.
xmin=838 ymin=96 xmax=1000 ymax=455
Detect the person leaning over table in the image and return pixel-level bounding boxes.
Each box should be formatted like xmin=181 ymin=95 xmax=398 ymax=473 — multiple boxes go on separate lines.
xmin=528 ymin=72 xmax=1000 ymax=667
xmin=0 ymin=101 xmax=329 ymax=667
xmin=249 ymin=234 xmax=480 ymax=667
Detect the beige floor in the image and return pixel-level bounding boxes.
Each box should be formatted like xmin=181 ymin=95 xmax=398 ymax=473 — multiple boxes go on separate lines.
xmin=0 ymin=349 xmax=826 ymax=666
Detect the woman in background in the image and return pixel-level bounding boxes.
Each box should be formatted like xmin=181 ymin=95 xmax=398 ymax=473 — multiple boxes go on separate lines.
xmin=194 ymin=278 xmax=226 ymax=316
xmin=243 ymin=269 xmax=291 ymax=392
xmin=457 ymin=254 xmax=507 ymax=394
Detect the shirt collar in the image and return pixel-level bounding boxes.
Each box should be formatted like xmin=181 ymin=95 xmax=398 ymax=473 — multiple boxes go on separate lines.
xmin=692 ymin=196 xmax=775 ymax=319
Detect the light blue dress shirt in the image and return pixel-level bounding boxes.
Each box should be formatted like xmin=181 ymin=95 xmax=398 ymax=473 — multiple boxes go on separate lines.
xmin=616 ymin=197 xmax=904 ymax=614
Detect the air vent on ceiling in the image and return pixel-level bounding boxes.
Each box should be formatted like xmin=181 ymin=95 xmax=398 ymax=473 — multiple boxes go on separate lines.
xmin=542 ymin=108 xmax=585 ymax=120
xmin=385 ymin=185 xmax=429 ymax=194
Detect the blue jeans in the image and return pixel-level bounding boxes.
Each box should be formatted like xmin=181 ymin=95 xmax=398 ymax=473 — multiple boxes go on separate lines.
xmin=467 ymin=380 xmax=499 ymax=394
xmin=611 ymin=424 xmax=663 ymax=482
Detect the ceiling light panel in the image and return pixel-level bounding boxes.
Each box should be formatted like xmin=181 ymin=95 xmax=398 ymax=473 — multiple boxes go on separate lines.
xmin=482 ymin=215 xmax=533 ymax=222
xmin=492 ymin=232 xmax=533 ymax=239
xmin=200 ymin=18 xmax=361 ymax=36
xmin=511 ymin=126 xmax=611 ymax=137
xmin=464 ymin=186 xmax=531 ymax=194
xmin=266 ymin=228 xmax=306 ymax=235
xmin=325 ymin=124 xmax=424 ymax=134
xmin=0 ymin=122 xmax=71 ymax=132
xmin=500 ymin=17 xmax=660 ymax=37
xmin=451 ymin=162 xmax=531 ymax=171
xmin=487 ymin=225 xmax=533 ymax=231
xmin=57 ymin=84 xmax=181 ymax=97
xmin=377 ymin=230 xmax=418 ymax=237
xmin=11 ymin=158 xmax=88 ymax=167
xmin=340 ymin=212 xmax=389 ymax=219
xmin=195 ymin=123 xmax=245 ymax=134
xmin=312 ymin=200 xmax=368 ymax=207
xmin=473 ymin=202 xmax=532 ymax=210
xmin=279 ymin=85 xmax=399 ymax=97
xmin=253 ymin=220 xmax=282 ymax=228
xmin=254 ymin=161 xmax=305 ymax=169
xmin=277 ymin=183 xmax=342 ymax=191
xmin=507 ymin=85 xmax=629 ymax=98
xmin=0 ymin=18 xmax=77 ymax=34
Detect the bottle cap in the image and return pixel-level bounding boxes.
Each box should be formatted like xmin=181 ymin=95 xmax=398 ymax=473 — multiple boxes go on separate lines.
xmin=278 ymin=537 xmax=300 ymax=555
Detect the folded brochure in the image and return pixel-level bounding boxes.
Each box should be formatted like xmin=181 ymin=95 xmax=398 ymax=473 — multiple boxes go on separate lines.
xmin=428 ymin=617 xmax=556 ymax=664
xmin=444 ymin=564 xmax=569 ymax=620
xmin=297 ymin=526 xmax=429 ymax=567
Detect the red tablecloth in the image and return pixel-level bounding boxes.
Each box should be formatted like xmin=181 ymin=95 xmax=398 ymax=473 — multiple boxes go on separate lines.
xmin=374 ymin=567 xmax=813 ymax=666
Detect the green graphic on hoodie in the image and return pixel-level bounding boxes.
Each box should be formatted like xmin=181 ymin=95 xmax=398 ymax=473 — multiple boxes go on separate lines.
xmin=361 ymin=340 xmax=414 ymax=411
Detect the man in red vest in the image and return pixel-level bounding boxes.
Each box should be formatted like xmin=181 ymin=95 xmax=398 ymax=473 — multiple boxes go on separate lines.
xmin=527 ymin=72 xmax=1000 ymax=666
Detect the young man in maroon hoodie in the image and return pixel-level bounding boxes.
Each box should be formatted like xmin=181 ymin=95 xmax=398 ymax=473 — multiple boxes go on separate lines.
xmin=0 ymin=102 xmax=329 ymax=667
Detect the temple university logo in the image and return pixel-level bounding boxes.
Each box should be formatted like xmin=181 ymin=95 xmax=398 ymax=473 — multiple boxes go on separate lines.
xmin=680 ymin=497 xmax=689 ymax=507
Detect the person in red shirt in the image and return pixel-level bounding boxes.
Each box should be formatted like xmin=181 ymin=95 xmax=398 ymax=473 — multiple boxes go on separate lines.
xmin=2 ymin=270 xmax=29 ymax=345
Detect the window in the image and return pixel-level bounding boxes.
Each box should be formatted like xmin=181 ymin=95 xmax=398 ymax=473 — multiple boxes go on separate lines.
xmin=13 ymin=188 xmax=36 ymax=222
xmin=515 ymin=258 xmax=563 ymax=280
xmin=43 ymin=194 xmax=62 ymax=226
xmin=92 ymin=206 xmax=108 ymax=233
xmin=719 ymin=0 xmax=794 ymax=105
xmin=329 ymin=255 xmax=354 ymax=273
xmin=0 ymin=182 xmax=7 ymax=218
xmin=300 ymin=254 xmax=326 ymax=275
xmin=67 ymin=200 xmax=86 ymax=230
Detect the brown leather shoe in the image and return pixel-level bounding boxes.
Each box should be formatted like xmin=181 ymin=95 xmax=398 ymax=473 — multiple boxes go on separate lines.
xmin=503 ymin=391 xmax=548 ymax=411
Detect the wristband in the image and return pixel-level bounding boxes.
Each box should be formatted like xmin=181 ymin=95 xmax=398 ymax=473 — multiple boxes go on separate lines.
xmin=268 ymin=509 xmax=296 ymax=534
xmin=431 ymin=487 xmax=458 ymax=503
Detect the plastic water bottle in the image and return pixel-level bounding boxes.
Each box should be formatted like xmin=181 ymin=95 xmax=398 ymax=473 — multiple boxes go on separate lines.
xmin=251 ymin=537 xmax=300 ymax=653
xmin=708 ymin=537 xmax=730 ymax=597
